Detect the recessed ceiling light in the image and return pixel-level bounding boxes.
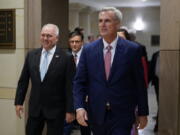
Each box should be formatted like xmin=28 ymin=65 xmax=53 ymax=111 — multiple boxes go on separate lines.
xmin=133 ymin=17 xmax=145 ymax=31
xmin=142 ymin=0 xmax=147 ymax=2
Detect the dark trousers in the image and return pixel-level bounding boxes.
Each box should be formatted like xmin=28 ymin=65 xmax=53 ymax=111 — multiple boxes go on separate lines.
xmin=63 ymin=121 xmax=73 ymax=135
xmin=26 ymin=114 xmax=64 ymax=135
xmin=91 ymin=109 xmax=133 ymax=135
xmin=80 ymin=124 xmax=91 ymax=135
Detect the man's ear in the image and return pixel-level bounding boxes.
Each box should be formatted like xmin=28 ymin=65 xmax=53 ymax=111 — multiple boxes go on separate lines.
xmin=56 ymin=36 xmax=59 ymax=42
xmin=116 ymin=22 xmax=121 ymax=30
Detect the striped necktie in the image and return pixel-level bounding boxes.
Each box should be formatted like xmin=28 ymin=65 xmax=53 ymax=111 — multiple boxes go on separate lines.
xmin=104 ymin=45 xmax=112 ymax=80
xmin=74 ymin=53 xmax=77 ymax=65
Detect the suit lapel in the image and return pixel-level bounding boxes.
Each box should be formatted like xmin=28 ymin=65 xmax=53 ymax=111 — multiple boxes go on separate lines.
xmin=35 ymin=48 xmax=42 ymax=82
xmin=98 ymin=39 xmax=107 ymax=82
xmin=108 ymin=38 xmax=124 ymax=83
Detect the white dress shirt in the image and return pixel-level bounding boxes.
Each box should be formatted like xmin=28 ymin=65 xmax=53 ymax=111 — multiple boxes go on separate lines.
xmin=103 ymin=36 xmax=118 ymax=65
xmin=72 ymin=47 xmax=83 ymax=66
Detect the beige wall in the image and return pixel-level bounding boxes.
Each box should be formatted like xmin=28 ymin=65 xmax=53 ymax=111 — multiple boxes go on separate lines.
xmin=159 ymin=0 xmax=180 ymax=134
xmin=0 ymin=0 xmax=68 ymax=134
xmin=0 ymin=99 xmax=25 ymax=135
xmin=0 ymin=0 xmax=26 ymax=134
xmin=0 ymin=1 xmax=25 ymax=89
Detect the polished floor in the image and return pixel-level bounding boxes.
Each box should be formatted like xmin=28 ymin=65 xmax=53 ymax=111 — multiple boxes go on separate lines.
xmin=71 ymin=84 xmax=158 ymax=135
xmin=138 ymin=84 xmax=158 ymax=135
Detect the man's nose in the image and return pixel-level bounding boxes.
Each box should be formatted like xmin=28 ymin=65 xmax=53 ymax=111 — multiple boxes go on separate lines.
xmin=99 ymin=22 xmax=105 ymax=27
xmin=44 ymin=36 xmax=48 ymax=40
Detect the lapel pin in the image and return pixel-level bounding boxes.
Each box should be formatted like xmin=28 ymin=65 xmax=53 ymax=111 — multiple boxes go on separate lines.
xmin=55 ymin=55 xmax=59 ymax=58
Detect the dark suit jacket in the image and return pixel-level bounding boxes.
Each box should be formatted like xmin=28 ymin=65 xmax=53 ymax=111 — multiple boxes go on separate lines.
xmin=73 ymin=38 xmax=149 ymax=125
xmin=15 ymin=46 xmax=75 ymax=119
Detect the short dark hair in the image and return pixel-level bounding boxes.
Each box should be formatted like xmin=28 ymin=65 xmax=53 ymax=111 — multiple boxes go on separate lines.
xmin=74 ymin=27 xmax=84 ymax=34
xmin=118 ymin=28 xmax=131 ymax=40
xmin=69 ymin=30 xmax=84 ymax=41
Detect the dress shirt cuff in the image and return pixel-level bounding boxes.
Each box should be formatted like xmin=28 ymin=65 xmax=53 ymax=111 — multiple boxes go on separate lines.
xmin=76 ymin=108 xmax=85 ymax=113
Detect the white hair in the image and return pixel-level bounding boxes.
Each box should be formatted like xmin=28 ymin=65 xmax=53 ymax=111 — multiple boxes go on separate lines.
xmin=42 ymin=24 xmax=59 ymax=36
xmin=100 ymin=7 xmax=123 ymax=22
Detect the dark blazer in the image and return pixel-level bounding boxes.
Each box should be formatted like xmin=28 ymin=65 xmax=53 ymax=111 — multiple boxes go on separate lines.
xmin=73 ymin=38 xmax=149 ymax=125
xmin=15 ymin=46 xmax=75 ymax=119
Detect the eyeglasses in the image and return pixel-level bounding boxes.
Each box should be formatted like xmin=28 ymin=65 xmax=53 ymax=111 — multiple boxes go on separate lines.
xmin=69 ymin=40 xmax=82 ymax=44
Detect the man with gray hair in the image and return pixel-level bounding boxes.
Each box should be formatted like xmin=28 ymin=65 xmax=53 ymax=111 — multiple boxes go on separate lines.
xmin=15 ymin=24 xmax=75 ymax=135
xmin=73 ymin=7 xmax=149 ymax=135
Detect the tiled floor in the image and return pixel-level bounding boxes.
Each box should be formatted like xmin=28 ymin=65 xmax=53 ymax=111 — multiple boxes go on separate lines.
xmin=71 ymin=84 xmax=158 ymax=135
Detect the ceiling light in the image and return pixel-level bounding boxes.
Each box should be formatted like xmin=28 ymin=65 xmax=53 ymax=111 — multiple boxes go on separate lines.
xmin=133 ymin=17 xmax=145 ymax=31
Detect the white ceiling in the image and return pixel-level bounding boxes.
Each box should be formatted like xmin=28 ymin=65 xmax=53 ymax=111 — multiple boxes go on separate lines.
xmin=69 ymin=0 xmax=160 ymax=9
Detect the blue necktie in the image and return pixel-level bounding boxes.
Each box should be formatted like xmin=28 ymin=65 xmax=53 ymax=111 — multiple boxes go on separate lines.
xmin=40 ymin=51 xmax=49 ymax=81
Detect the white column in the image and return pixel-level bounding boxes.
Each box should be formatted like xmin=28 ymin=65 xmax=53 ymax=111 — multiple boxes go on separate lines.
xmin=69 ymin=3 xmax=86 ymax=31
xmin=79 ymin=7 xmax=96 ymax=42
xmin=69 ymin=9 xmax=79 ymax=31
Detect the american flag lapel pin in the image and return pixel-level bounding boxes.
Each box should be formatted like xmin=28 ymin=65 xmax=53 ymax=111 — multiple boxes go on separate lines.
xmin=55 ymin=55 xmax=59 ymax=58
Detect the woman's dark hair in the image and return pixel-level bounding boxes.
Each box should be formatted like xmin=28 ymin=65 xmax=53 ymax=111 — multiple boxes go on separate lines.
xmin=118 ymin=28 xmax=131 ymax=40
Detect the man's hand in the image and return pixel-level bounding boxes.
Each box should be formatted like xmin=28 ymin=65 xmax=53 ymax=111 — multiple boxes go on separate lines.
xmin=137 ymin=116 xmax=148 ymax=129
xmin=76 ymin=109 xmax=88 ymax=126
xmin=65 ymin=112 xmax=75 ymax=123
xmin=15 ymin=105 xmax=24 ymax=119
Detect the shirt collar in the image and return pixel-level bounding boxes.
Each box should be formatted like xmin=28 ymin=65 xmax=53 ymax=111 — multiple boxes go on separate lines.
xmin=72 ymin=47 xmax=83 ymax=58
xmin=42 ymin=45 xmax=56 ymax=55
xmin=103 ymin=35 xmax=118 ymax=50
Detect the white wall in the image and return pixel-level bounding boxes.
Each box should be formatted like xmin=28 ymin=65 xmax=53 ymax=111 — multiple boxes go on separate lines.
xmin=120 ymin=7 xmax=160 ymax=60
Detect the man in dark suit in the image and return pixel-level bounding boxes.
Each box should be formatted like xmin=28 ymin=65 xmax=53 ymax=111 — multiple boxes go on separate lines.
xmin=69 ymin=30 xmax=84 ymax=67
xmin=69 ymin=31 xmax=91 ymax=135
xmin=15 ymin=24 xmax=75 ymax=135
xmin=64 ymin=31 xmax=91 ymax=135
xmin=73 ymin=7 xmax=149 ymax=135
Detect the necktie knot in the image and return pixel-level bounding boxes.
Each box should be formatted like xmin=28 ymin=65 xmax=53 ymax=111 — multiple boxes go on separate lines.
xmin=44 ymin=51 xmax=49 ymax=57
xmin=74 ymin=53 xmax=77 ymax=58
xmin=106 ymin=45 xmax=112 ymax=52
